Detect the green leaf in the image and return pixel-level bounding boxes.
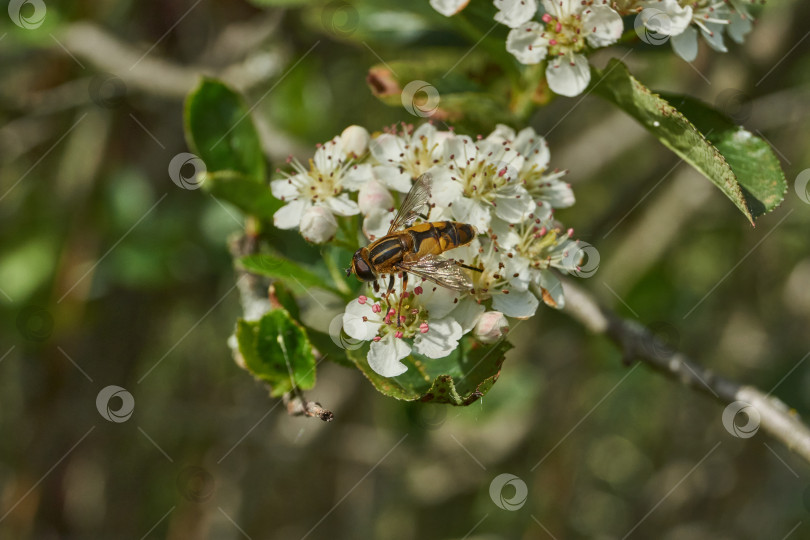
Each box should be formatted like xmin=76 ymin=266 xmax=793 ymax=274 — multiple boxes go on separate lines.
xmin=347 ymin=336 xmax=512 ymax=405
xmin=184 ymin=78 xmax=266 ymax=182
xmin=240 ymin=254 xmax=343 ymax=297
xmin=592 ymin=60 xmax=757 ymax=224
xmin=236 ymin=310 xmax=316 ymax=397
xmin=201 ymin=171 xmax=281 ymax=220
xmin=660 ymin=94 xmax=787 ymax=217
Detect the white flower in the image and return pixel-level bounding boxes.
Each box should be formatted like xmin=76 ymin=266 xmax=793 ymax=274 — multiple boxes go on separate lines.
xmin=430 ymin=0 xmax=470 ymax=17
xmin=473 ymin=311 xmax=509 ymax=343
xmin=639 ymin=0 xmax=693 ymax=37
xmin=270 ymin=136 xmax=372 ymax=232
xmin=342 ymin=280 xmax=463 ymax=377
xmin=448 ymin=237 xmax=540 ymax=319
xmin=299 ymin=205 xmax=337 ymax=244
xmin=431 ymin=135 xmax=534 ymax=231
xmin=505 ymin=1 xmax=623 ymax=96
xmin=494 ymin=0 xmax=537 ymax=28
xmin=370 ymin=123 xmax=453 ymax=190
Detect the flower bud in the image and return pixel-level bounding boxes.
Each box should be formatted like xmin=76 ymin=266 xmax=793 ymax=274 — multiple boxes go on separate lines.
xmin=473 ymin=311 xmax=509 ymax=344
xmin=340 ymin=125 xmax=370 ymax=157
xmin=358 ymin=179 xmax=394 ymax=215
xmin=300 ymin=205 xmax=337 ymax=244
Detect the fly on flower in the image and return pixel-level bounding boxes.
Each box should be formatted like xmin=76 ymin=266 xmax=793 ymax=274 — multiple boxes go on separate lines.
xmin=347 ymin=173 xmax=481 ymax=324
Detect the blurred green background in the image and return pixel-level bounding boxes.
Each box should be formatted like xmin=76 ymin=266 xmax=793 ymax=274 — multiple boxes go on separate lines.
xmin=2 ymin=0 xmax=810 ymax=538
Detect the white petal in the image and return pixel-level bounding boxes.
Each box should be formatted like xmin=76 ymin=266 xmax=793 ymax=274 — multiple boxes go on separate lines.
xmin=444 ymin=135 xmax=477 ymax=167
xmin=534 ymin=178 xmax=575 ymax=208
xmin=270 ymin=178 xmax=300 ymax=200
xmin=451 ymin=296 xmax=486 ymax=333
xmin=700 ymin=22 xmax=727 ymax=53
xmin=493 ymin=184 xmax=534 ymax=223
xmin=671 ymin=25 xmax=699 ymax=62
xmin=300 ymin=205 xmax=337 ymax=244
xmin=417 ymin=284 xmax=461 ymax=319
xmin=490 ymin=218 xmax=522 ymax=250
xmin=430 ymin=0 xmax=469 ymax=17
xmin=358 ymin=179 xmax=395 ymax=215
xmin=493 ymin=289 xmax=539 ymax=318
xmin=413 ymin=317 xmax=462 ymax=359
xmin=340 ymin=163 xmax=374 ymax=191
xmin=363 ymin=208 xmax=396 ymax=241
xmin=514 ymin=128 xmax=549 ymax=169
xmin=506 ymin=22 xmax=549 ymax=65
xmin=728 ymin=10 xmax=752 ymax=44
xmin=373 ymin=165 xmax=413 ymax=193
xmin=343 ymin=299 xmax=383 ymax=340
xmin=429 ymin=170 xmax=464 ymax=207
xmin=313 ymin=137 xmax=343 ymax=172
xmin=370 ymin=133 xmax=404 ymax=164
xmin=546 ymin=54 xmax=591 ymax=97
xmin=639 ymin=1 xmax=692 ymax=37
xmin=486 ymin=124 xmax=516 ymax=144
xmin=494 ymin=0 xmax=537 ymax=29
xmin=504 ymin=254 xmax=531 ymax=291
xmin=583 ymin=5 xmax=624 ymax=47
xmin=534 ymin=269 xmax=564 ymax=309
xmin=412 ymin=122 xmax=439 ymax=141
xmin=452 ymin=197 xmax=491 ymax=232
xmin=368 ymin=335 xmax=411 ymax=377
xmin=273 ymin=199 xmax=309 ymax=229
xmin=322 ymin=193 xmax=360 ymax=216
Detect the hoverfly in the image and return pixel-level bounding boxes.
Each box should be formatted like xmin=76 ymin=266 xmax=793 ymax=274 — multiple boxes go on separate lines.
xmin=347 ymin=173 xmax=480 ymax=324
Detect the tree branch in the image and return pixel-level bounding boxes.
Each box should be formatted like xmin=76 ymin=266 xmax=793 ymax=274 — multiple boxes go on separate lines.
xmin=554 ymin=280 xmax=810 ymax=464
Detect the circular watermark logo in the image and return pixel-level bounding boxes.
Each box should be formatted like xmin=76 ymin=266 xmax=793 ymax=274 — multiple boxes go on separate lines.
xmin=489 ymin=473 xmax=528 ymax=511
xmin=96 ymin=385 xmax=135 ymax=423
xmin=401 ymin=80 xmax=441 ymax=118
xmin=176 ymin=465 xmax=216 ymax=502
xmin=794 ymin=169 xmax=810 ymax=205
xmin=634 ymin=8 xmax=671 ymax=46
xmin=16 ymin=305 xmax=54 ymax=342
xmin=320 ymin=0 xmax=359 ymax=38
xmin=722 ymin=400 xmax=760 ymax=439
xmin=168 ymin=152 xmax=206 ymax=190
xmin=644 ymin=321 xmax=680 ymax=360
xmin=414 ymin=405 xmax=447 ymax=430
xmin=328 ymin=314 xmax=363 ymax=351
xmin=8 ymin=0 xmax=46 ymax=29
xmin=89 ymin=73 xmax=128 ymax=108
xmin=563 ymin=241 xmax=600 ymax=278
xmin=715 ymin=89 xmax=752 ymax=124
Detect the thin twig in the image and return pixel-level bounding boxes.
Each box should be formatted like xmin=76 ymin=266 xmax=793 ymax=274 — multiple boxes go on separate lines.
xmin=552 ymin=280 xmax=810 ymax=465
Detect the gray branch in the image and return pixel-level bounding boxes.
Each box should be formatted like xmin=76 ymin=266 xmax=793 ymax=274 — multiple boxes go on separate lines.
xmin=554 ymin=280 xmax=810 ymax=464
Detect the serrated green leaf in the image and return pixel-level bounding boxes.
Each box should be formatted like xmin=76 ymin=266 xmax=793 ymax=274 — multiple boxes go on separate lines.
xmin=347 ymin=336 xmax=512 ymax=405
xmin=660 ymin=94 xmax=786 ymax=217
xmin=236 ymin=310 xmax=316 ymax=396
xmin=201 ymin=171 xmax=280 ymax=220
xmin=592 ymin=60 xmax=755 ymax=224
xmin=240 ymin=254 xmax=343 ymax=297
xmin=184 ymin=78 xmax=266 ymax=182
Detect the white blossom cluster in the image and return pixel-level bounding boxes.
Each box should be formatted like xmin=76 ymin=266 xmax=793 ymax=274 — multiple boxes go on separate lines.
xmin=271 ymin=123 xmax=587 ymax=377
xmin=625 ymin=0 xmax=758 ymax=61
xmin=429 ymin=0 xmax=762 ymax=96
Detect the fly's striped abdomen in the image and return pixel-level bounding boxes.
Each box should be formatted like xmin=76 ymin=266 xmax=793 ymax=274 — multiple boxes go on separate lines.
xmin=406 ymin=221 xmax=476 ymax=259
xmin=368 ymin=236 xmax=406 ymax=269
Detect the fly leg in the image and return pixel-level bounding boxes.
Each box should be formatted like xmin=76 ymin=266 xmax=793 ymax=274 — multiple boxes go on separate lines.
xmin=397 ymin=271 xmax=408 ymax=328
xmin=383 ymin=273 xmax=396 ymax=319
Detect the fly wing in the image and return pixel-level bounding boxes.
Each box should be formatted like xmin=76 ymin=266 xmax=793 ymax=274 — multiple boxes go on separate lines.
xmin=387 ymin=173 xmax=432 ymax=234
xmin=397 ymin=254 xmax=473 ymax=292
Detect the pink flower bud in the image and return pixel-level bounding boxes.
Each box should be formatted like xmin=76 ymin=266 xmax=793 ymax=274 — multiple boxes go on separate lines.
xmin=473 ymin=311 xmax=509 ymax=344
xmin=300 ymin=205 xmax=337 ymax=244
xmin=340 ymin=125 xmax=370 ymax=157
xmin=358 ymin=179 xmax=395 ymax=215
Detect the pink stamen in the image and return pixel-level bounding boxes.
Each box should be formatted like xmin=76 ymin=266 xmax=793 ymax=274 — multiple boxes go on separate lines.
xmin=542 ymin=13 xmax=552 ymax=22
xmin=419 ymin=322 xmax=429 ymax=334
xmin=358 ymin=295 xmax=367 ymax=304
xmin=401 ymin=291 xmax=410 ymax=299
xmin=414 ymin=286 xmax=424 ymax=295
xmin=372 ymin=304 xmax=382 ymax=313
xmin=394 ymin=331 xmax=404 ymax=338
xmin=400 ymin=315 xmax=406 ymax=323
xmin=373 ymin=336 xmax=381 ymax=342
